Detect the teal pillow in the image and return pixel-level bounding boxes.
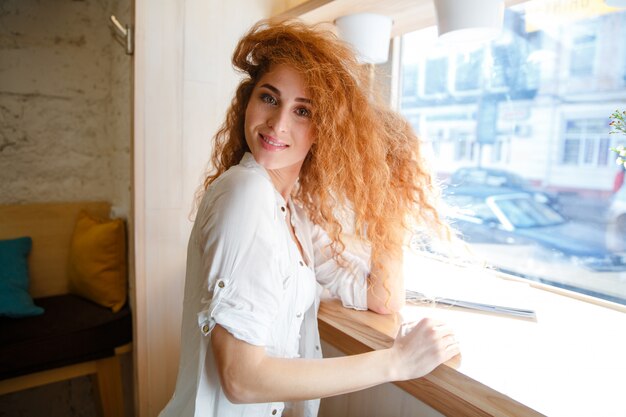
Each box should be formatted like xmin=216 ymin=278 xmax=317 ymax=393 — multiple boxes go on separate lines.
xmin=0 ymin=237 xmax=44 ymax=318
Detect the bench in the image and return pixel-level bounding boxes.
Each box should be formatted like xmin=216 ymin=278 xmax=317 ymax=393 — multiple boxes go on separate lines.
xmin=0 ymin=202 xmax=132 ymax=417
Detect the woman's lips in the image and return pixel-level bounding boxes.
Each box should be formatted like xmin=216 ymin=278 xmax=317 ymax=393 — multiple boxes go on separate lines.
xmin=259 ymin=133 xmax=288 ymax=151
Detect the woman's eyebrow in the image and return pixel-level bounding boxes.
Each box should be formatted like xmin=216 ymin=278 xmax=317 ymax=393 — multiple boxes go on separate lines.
xmin=259 ymin=83 xmax=311 ymax=104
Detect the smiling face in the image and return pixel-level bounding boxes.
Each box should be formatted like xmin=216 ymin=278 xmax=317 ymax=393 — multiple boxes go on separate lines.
xmin=244 ymin=64 xmax=315 ymax=175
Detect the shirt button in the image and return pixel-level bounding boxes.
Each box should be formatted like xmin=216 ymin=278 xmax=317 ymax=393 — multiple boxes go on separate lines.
xmin=296 ymin=312 xmax=302 ymax=318
xmin=299 ymin=260 xmax=304 ymax=266
xmin=272 ymin=409 xmax=278 ymax=415
xmin=201 ymin=324 xmax=209 ymax=334
xmin=315 ymin=345 xmax=320 ymax=351
xmin=217 ymin=281 xmax=225 ymax=288
xmin=280 ymin=206 xmax=286 ymax=212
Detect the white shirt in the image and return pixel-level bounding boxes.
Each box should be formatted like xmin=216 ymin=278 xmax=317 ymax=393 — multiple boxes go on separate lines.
xmin=159 ymin=153 xmax=369 ymax=417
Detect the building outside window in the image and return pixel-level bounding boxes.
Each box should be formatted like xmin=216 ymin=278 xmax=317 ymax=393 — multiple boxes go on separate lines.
xmin=561 ymin=119 xmax=612 ymax=166
xmin=423 ymin=56 xmax=448 ymax=96
xmin=569 ymin=28 xmax=596 ymax=77
xmin=453 ymin=50 xmax=483 ymax=93
xmin=399 ymin=1 xmax=626 ymax=305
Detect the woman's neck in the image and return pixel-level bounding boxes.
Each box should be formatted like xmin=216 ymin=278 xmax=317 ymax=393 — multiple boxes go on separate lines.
xmin=266 ymin=168 xmax=298 ymax=201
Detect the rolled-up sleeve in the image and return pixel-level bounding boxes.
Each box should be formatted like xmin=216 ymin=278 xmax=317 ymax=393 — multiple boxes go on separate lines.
xmin=311 ymin=224 xmax=369 ymax=311
xmin=195 ymin=170 xmax=283 ymax=347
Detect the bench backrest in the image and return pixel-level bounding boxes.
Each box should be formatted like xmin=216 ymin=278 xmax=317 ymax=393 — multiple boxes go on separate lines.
xmin=0 ymin=202 xmax=111 ymax=298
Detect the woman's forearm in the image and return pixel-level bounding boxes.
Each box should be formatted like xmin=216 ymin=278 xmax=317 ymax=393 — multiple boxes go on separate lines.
xmin=367 ymin=253 xmax=405 ymax=314
xmin=367 ymin=226 xmax=407 ymax=314
xmin=211 ymin=324 xmax=395 ymax=403
xmin=211 ymin=319 xmax=459 ymax=405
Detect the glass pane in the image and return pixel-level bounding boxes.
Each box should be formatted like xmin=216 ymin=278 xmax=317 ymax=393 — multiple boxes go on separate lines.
xmin=399 ymin=2 xmax=626 ymax=305
xmin=402 ymin=64 xmax=419 ymax=98
xmin=455 ymin=50 xmax=483 ymax=92
xmin=424 ymin=57 xmax=448 ymax=95
xmin=562 ymin=139 xmax=580 ymax=164
xmin=598 ymin=138 xmax=610 ymax=166
xmin=570 ymin=29 xmax=596 ymax=77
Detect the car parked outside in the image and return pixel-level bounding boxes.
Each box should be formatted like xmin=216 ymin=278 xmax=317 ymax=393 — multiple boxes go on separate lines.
xmin=447 ymin=167 xmax=560 ymax=209
xmin=444 ymin=186 xmax=626 ymax=273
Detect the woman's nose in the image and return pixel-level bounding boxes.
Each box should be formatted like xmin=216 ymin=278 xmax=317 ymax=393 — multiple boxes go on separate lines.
xmin=267 ymin=108 xmax=289 ymax=133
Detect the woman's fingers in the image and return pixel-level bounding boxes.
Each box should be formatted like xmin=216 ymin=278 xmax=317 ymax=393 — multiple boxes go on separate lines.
xmin=391 ymin=317 xmax=461 ymax=380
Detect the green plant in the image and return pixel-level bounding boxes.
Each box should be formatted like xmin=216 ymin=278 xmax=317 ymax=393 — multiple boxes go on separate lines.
xmin=609 ymin=110 xmax=626 ymax=167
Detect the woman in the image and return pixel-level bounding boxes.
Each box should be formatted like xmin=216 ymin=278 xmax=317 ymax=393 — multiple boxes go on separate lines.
xmin=160 ymin=20 xmax=459 ymax=417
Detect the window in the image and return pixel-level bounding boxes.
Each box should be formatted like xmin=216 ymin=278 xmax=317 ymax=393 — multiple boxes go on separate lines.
xmin=491 ymin=139 xmax=505 ymax=163
xmin=402 ymin=64 xmax=419 ymax=99
xmin=569 ymin=30 xmax=596 ymax=77
xmin=489 ymin=45 xmax=510 ymax=89
xmin=423 ymin=57 xmax=448 ymax=96
xmin=399 ymin=4 xmax=626 ymax=306
xmin=561 ymin=119 xmax=611 ymax=166
xmin=561 ymin=137 xmax=581 ymax=165
xmin=453 ymin=50 xmax=483 ymax=93
xmin=452 ymin=131 xmax=476 ymax=162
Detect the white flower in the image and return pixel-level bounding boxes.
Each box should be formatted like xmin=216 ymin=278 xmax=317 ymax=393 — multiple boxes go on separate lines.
xmin=617 ymin=157 xmax=624 ymax=166
xmin=620 ymin=150 xmax=626 ymax=157
xmin=618 ymin=145 xmax=625 ymax=152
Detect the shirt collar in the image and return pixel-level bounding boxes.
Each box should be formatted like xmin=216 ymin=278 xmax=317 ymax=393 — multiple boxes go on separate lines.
xmin=240 ymin=152 xmax=288 ymax=206
xmin=240 ymin=152 xmax=269 ymax=178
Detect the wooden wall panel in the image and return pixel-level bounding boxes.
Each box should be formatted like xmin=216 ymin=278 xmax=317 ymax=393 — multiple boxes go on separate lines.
xmin=133 ymin=1 xmax=276 ymax=416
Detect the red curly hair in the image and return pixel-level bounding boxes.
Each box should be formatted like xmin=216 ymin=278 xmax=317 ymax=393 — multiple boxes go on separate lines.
xmin=205 ymin=20 xmax=449 ymax=287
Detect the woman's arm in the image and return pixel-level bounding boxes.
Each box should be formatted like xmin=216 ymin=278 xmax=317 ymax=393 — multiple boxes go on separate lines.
xmin=310 ymin=222 xmax=406 ymax=315
xmin=367 ymin=225 xmax=406 ymax=315
xmin=211 ymin=318 xmax=459 ymax=404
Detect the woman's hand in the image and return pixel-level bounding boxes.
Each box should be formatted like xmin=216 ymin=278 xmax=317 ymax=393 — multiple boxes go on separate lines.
xmin=389 ymin=318 xmax=461 ymax=381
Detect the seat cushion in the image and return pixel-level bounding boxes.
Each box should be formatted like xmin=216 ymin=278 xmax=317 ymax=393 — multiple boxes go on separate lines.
xmin=0 ymin=294 xmax=132 ymax=379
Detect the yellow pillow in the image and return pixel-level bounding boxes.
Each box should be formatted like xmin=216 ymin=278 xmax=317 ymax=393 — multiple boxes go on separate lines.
xmin=68 ymin=211 xmax=127 ymax=312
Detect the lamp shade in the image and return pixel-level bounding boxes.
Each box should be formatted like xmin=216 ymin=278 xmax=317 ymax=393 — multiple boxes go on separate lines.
xmin=434 ymin=0 xmax=504 ymax=43
xmin=335 ymin=13 xmax=392 ymax=64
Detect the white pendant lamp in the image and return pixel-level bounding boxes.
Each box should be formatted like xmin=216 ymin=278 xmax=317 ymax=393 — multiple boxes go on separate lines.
xmin=335 ymin=13 xmax=393 ymax=64
xmin=433 ymin=0 xmax=504 ymax=44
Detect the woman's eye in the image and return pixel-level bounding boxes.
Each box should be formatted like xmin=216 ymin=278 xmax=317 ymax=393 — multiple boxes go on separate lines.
xmin=295 ymin=107 xmax=311 ymax=118
xmin=260 ymin=93 xmax=277 ymax=105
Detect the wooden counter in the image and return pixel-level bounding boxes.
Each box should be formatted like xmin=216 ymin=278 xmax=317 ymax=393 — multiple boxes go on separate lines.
xmin=318 ymin=254 xmax=626 ymax=417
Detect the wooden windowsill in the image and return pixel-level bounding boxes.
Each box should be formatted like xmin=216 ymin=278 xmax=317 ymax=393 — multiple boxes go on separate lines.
xmin=318 ymin=253 xmax=626 ymax=417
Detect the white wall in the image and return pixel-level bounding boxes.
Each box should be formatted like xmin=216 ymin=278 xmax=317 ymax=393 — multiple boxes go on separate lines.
xmin=0 ymin=0 xmax=132 ymax=218
xmin=133 ymin=1 xmax=277 ymax=415
xmin=0 ymin=1 xmax=133 ymax=416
